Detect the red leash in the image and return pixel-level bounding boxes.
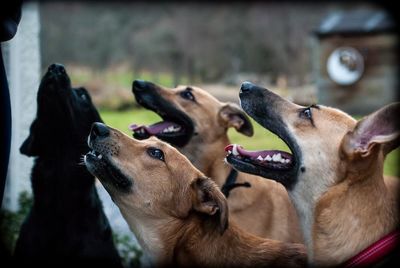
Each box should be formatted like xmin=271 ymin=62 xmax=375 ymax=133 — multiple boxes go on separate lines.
xmin=343 ymin=230 xmax=399 ymax=267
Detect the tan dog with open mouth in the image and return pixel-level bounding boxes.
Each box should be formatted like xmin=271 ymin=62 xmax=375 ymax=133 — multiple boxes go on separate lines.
xmin=84 ymin=123 xmax=307 ymax=267
xmin=129 ymin=80 xmax=303 ymax=243
xmin=226 ymin=82 xmax=400 ymax=266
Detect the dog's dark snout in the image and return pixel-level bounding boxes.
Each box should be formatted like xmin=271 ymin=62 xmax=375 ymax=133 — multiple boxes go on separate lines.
xmin=132 ymin=80 xmax=149 ymax=91
xmin=48 ymin=63 xmax=66 ymax=75
xmin=240 ymin=81 xmax=255 ymax=93
xmin=90 ymin=122 xmax=109 ymax=141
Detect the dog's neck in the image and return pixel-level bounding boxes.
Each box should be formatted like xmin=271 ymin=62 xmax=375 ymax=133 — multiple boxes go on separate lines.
xmin=181 ymin=134 xmax=231 ymax=187
xmin=291 ymin=157 xmax=398 ymax=266
xmin=313 ymin=166 xmax=398 ymax=266
xmin=174 ymin=215 xmax=304 ymax=266
xmin=288 ymin=188 xmax=315 ymax=261
xmin=287 ymin=150 xmax=344 ymax=261
xmin=120 ymin=209 xmax=305 ymax=267
xmin=115 ymin=205 xmax=178 ymax=265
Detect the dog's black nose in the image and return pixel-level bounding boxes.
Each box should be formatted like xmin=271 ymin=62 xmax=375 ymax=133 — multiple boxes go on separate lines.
xmin=48 ymin=63 xmax=66 ymax=75
xmin=90 ymin=122 xmax=109 ymax=140
xmin=132 ymin=80 xmax=148 ymax=91
xmin=240 ymin=81 xmax=255 ymax=93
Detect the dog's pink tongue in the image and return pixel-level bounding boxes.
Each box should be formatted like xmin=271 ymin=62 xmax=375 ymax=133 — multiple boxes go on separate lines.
xmin=224 ymin=144 xmax=292 ymax=159
xmin=129 ymin=121 xmax=178 ymax=135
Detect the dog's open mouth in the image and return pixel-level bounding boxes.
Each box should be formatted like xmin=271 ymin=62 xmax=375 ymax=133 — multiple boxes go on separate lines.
xmin=86 ymin=149 xmax=105 ymax=161
xmin=225 ymin=144 xmax=293 ymax=170
xmin=131 ymin=82 xmax=195 ymax=147
xmin=129 ymin=114 xmax=192 ymax=147
xmin=130 ymin=121 xmax=185 ymax=139
xmin=85 ymin=150 xmax=132 ymax=191
xmin=225 ymin=130 xmax=300 ymax=189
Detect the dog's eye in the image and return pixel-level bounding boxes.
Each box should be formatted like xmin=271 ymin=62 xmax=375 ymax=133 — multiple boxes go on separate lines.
xmin=300 ymin=107 xmax=312 ymax=119
xmin=180 ymin=90 xmax=195 ymax=101
xmin=147 ymin=147 xmax=165 ymax=161
xmin=80 ymin=94 xmax=87 ymax=101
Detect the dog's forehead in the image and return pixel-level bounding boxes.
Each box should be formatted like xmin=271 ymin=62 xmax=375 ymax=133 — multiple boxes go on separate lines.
xmin=177 ymin=85 xmax=222 ymax=106
xmin=146 ymin=136 xmax=200 ymax=166
xmin=315 ymin=105 xmax=356 ymax=128
xmin=145 ymin=136 xmax=176 ymax=151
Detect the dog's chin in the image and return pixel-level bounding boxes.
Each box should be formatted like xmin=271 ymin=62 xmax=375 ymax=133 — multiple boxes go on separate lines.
xmin=85 ymin=151 xmax=132 ymax=193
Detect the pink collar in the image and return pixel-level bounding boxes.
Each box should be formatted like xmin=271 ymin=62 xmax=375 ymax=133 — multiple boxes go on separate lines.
xmin=343 ymin=230 xmax=399 ymax=267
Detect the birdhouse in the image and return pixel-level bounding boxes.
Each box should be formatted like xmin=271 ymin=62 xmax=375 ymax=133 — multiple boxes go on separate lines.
xmin=313 ymin=9 xmax=397 ymax=114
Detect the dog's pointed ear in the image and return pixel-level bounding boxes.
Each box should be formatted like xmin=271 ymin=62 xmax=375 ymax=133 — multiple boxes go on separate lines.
xmin=20 ymin=120 xmax=41 ymax=157
xmin=219 ymin=103 xmax=253 ymax=136
xmin=342 ymin=103 xmax=400 ymax=158
xmin=192 ymin=177 xmax=228 ymax=235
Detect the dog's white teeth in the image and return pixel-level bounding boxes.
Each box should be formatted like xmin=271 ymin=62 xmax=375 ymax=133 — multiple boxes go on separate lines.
xmin=280 ymin=159 xmax=286 ymax=163
xmin=232 ymin=144 xmax=239 ymax=156
xmin=272 ymin=153 xmax=282 ymax=162
xmin=228 ymin=150 xmax=232 ymax=154
xmin=257 ymin=155 xmax=264 ymax=161
xmin=163 ymin=126 xmax=180 ymax=133
xmin=285 ymin=159 xmax=290 ymax=163
xmin=98 ymin=154 xmax=102 ymax=159
xmin=265 ymin=155 xmax=272 ymax=161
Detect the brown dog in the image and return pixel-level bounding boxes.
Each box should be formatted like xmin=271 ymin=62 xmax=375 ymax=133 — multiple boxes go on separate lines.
xmin=84 ymin=123 xmax=307 ymax=267
xmin=130 ymin=80 xmax=303 ymax=243
xmin=226 ymin=82 xmax=400 ymax=266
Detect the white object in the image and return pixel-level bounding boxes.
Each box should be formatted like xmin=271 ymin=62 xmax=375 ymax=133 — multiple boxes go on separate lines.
xmin=327 ymin=47 xmax=364 ymax=86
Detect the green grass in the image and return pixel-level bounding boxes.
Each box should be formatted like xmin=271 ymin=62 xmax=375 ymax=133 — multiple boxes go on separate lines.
xmin=100 ymin=108 xmax=399 ymax=177
xmin=100 ymin=108 xmax=162 ymax=134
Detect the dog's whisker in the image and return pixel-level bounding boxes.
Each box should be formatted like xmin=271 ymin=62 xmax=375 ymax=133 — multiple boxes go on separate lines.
xmin=76 ymin=155 xmax=87 ymax=166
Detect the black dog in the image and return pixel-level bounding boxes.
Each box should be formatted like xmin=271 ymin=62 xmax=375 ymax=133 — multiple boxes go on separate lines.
xmin=14 ymin=64 xmax=122 ymax=267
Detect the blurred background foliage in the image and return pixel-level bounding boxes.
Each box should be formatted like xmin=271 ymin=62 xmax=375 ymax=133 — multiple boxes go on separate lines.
xmin=41 ymin=2 xmax=327 ymax=82
xmin=40 ymin=2 xmax=353 ymax=109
